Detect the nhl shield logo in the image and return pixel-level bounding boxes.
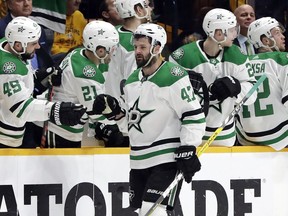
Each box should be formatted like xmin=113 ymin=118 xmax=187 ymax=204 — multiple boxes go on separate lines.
xmin=171 ymin=48 xmax=184 ymax=60
xmin=170 ymin=66 xmax=184 ymax=76
xmin=83 ymin=65 xmax=96 ymax=77
xmin=3 ymin=62 xmax=16 ymax=74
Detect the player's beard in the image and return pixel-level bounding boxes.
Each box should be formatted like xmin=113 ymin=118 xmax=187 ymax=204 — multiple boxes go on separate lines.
xmin=136 ymin=53 xmax=156 ymax=68
xmin=21 ymin=51 xmax=35 ymax=61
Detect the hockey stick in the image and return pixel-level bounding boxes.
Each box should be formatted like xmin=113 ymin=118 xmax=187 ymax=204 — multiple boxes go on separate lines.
xmin=40 ymin=84 xmax=54 ymax=148
xmin=144 ymin=74 xmax=267 ymax=216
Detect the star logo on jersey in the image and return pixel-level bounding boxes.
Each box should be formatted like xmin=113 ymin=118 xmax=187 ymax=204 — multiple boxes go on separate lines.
xmin=3 ymin=62 xmax=16 ymax=74
xmin=83 ymin=65 xmax=96 ymax=77
xmin=171 ymin=48 xmax=184 ymax=60
xmin=128 ymin=97 xmax=154 ymax=133
xmin=170 ymin=66 xmax=184 ymax=76
xmin=18 ymin=26 xmax=25 ymax=32
xmin=209 ymin=100 xmax=223 ymax=113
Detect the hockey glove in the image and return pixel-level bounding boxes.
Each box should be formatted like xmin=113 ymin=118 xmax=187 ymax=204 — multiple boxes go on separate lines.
xmin=94 ymin=122 xmax=124 ymax=147
xmin=34 ymin=67 xmax=63 ymax=95
xmin=188 ymin=70 xmax=204 ymax=93
xmin=50 ymin=102 xmax=87 ymax=126
xmin=93 ymin=94 xmax=124 ymax=120
xmin=209 ymin=76 xmax=241 ymax=101
xmin=174 ymin=145 xmax=201 ymax=183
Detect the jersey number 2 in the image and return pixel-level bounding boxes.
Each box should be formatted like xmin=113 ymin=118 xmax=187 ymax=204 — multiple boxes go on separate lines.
xmin=242 ymin=76 xmax=273 ymax=118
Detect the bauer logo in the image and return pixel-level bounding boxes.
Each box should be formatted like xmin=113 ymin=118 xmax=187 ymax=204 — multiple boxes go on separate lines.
xmin=3 ymin=62 xmax=16 ymax=74
xmin=83 ymin=65 xmax=96 ymax=77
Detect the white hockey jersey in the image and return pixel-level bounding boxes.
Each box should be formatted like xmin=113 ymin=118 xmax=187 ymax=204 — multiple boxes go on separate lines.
xmin=0 ymin=40 xmax=53 ymax=147
xmin=122 ymin=61 xmax=206 ymax=169
xmin=105 ymin=26 xmax=137 ymax=99
xmin=169 ymin=40 xmax=256 ymax=147
xmin=42 ymin=48 xmax=105 ymax=142
xmin=236 ymin=52 xmax=288 ymax=151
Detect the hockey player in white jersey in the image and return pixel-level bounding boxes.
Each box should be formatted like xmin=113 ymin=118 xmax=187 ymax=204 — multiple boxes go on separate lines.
xmin=169 ymin=8 xmax=257 ymax=147
xmin=236 ymin=17 xmax=288 ymax=150
xmin=248 ymin=17 xmax=286 ymax=53
xmin=93 ymin=23 xmax=206 ymax=215
xmin=105 ymin=0 xmax=153 ymax=98
xmin=103 ymin=0 xmax=154 ymax=146
xmin=0 ymin=17 xmax=86 ymax=147
xmin=33 ymin=20 xmax=120 ymax=148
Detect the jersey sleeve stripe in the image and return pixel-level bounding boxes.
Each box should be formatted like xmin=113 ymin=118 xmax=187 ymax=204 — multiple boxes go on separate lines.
xmin=180 ymin=108 xmax=203 ymax=121
xmin=130 ymin=147 xmax=176 ymax=160
xmin=16 ymin=98 xmax=34 ymax=118
xmin=9 ymin=100 xmax=24 ymax=113
xmin=206 ymin=121 xmax=234 ymax=132
xmin=282 ymin=95 xmax=288 ymax=105
xmin=131 ymin=137 xmax=180 ymax=151
xmin=0 ymin=121 xmax=25 ymax=131
xmin=182 ymin=118 xmax=206 ymax=125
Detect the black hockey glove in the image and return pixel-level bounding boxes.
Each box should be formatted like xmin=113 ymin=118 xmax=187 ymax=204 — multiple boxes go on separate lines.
xmin=188 ymin=70 xmax=204 ymax=93
xmin=50 ymin=102 xmax=87 ymax=126
xmin=49 ymin=66 xmax=63 ymax=86
xmin=174 ymin=145 xmax=201 ymax=183
xmin=94 ymin=122 xmax=124 ymax=147
xmin=209 ymin=76 xmax=241 ymax=101
xmin=34 ymin=66 xmax=63 ymax=95
xmin=93 ymin=94 xmax=124 ymax=120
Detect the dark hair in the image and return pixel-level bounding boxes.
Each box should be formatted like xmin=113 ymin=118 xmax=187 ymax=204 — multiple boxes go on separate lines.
xmin=134 ymin=34 xmax=161 ymax=47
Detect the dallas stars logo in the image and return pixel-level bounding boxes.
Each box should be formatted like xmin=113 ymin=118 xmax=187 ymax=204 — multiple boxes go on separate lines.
xmin=209 ymin=101 xmax=223 ymax=113
xmin=128 ymin=97 xmax=154 ymax=133
xmin=255 ymin=21 xmax=260 ymax=28
xmin=171 ymin=48 xmax=184 ymax=60
xmin=209 ymin=58 xmax=219 ymax=66
xmin=98 ymin=29 xmax=105 ymax=35
xmin=217 ymin=14 xmax=224 ymax=19
xmin=18 ymin=26 xmax=25 ymax=32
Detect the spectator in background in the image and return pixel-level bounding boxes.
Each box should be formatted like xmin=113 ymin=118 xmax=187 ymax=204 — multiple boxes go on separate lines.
xmin=95 ymin=0 xmax=124 ymax=26
xmin=51 ymin=0 xmax=87 ymax=64
xmin=236 ymin=17 xmax=288 ymax=151
xmin=170 ymin=30 xmax=203 ymax=52
xmin=0 ymin=0 xmax=7 ymax=18
xmin=234 ymin=4 xmax=256 ymax=55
